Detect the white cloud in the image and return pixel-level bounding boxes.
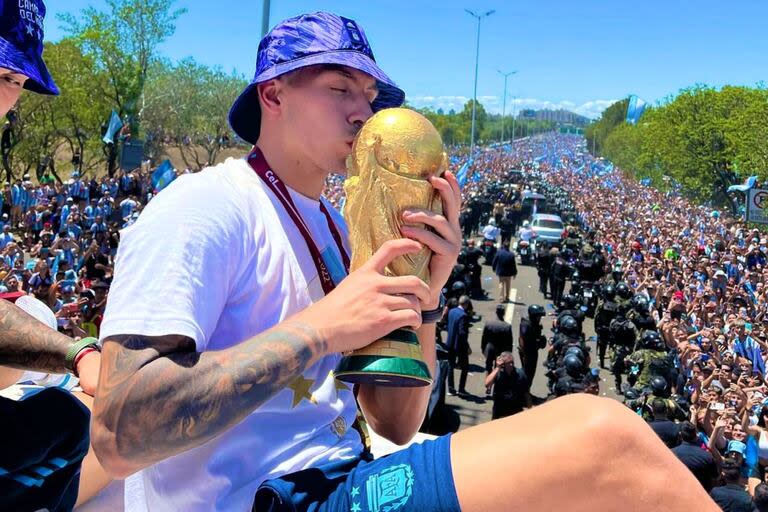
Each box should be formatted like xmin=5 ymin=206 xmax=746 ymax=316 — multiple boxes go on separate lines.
xmin=406 ymin=95 xmax=618 ymax=119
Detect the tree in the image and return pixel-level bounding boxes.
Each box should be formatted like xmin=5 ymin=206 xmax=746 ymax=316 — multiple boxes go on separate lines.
xmin=59 ymin=0 xmax=187 ymax=135
xmin=142 ymin=58 xmax=246 ymax=169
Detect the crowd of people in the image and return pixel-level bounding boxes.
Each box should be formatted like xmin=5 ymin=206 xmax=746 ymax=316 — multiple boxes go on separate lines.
xmin=445 ymin=133 xmax=768 ymax=510
xmin=4 ymin=130 xmax=766 ymax=510
xmin=0 ymin=168 xmax=168 ymax=334
xmin=0 ymin=2 xmax=741 ymax=510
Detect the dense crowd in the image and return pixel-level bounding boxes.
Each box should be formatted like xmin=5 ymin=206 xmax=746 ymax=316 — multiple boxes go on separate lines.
xmin=3 ymin=128 xmax=768 ymax=509
xmin=0 ymin=167 xmax=178 ymax=337
xmin=452 ymin=133 xmax=768 ymax=510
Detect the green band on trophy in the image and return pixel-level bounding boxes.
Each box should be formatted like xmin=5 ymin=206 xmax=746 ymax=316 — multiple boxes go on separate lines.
xmin=335 ymin=108 xmax=445 ymax=388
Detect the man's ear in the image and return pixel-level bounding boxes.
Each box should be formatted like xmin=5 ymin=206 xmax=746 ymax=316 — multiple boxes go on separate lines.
xmin=257 ymin=80 xmax=283 ymax=117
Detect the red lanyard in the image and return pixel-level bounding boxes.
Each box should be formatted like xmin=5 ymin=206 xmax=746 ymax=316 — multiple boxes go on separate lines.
xmin=247 ymin=147 xmax=350 ymax=295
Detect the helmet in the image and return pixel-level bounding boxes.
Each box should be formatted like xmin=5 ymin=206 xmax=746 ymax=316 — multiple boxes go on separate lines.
xmin=489 ymin=218 xmax=496 ymax=226
xmin=650 ymin=376 xmax=669 ymax=396
xmin=571 ymin=270 xmax=581 ymax=282
xmin=641 ymin=330 xmax=663 ymax=350
xmin=563 ymin=354 xmax=584 ymax=377
xmin=523 ymin=220 xmax=530 ymax=228
xmin=564 ymin=345 xmax=585 ymax=362
xmin=593 ymin=242 xmax=603 ymax=253
xmin=602 ymin=283 xmax=616 ymax=300
xmin=617 ymin=301 xmax=633 ymax=316
xmin=631 ymin=294 xmax=650 ymax=313
xmin=615 ymin=282 xmax=632 ymax=300
xmin=559 ymin=315 xmax=579 ymax=336
xmin=528 ymin=304 xmax=546 ymax=318
xmin=451 ymin=281 xmax=466 ymax=294
xmin=563 ymin=294 xmax=579 ymax=309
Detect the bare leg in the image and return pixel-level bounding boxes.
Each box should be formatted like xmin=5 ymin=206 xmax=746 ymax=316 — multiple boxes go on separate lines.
xmin=450 ymin=394 xmax=717 ymax=512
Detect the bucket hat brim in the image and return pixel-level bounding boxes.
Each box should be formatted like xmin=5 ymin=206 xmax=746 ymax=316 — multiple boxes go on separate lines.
xmin=229 ymin=49 xmax=404 ymax=145
xmin=0 ymin=35 xmax=58 ymax=96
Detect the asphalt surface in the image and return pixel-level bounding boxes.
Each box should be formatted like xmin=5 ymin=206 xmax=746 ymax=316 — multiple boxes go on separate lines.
xmin=429 ymin=241 xmax=621 ymax=434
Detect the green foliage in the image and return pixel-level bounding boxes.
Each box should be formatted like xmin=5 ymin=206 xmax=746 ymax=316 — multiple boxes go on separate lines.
xmin=5 ymin=0 xmax=245 ymax=180
xmin=584 ymin=97 xmax=629 ymax=155
xmin=595 ymin=86 xmax=768 ymax=206
xmin=141 ymin=58 xmax=247 ymax=168
xmin=59 ymin=0 xmax=187 ymax=130
xmin=412 ymin=100 xmax=554 ymax=146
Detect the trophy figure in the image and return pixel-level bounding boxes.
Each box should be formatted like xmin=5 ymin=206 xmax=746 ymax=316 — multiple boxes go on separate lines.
xmin=335 ymin=108 xmax=447 ymax=387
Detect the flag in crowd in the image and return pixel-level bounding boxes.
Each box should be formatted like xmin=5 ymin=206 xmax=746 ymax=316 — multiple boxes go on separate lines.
xmin=151 ymin=160 xmax=176 ymax=192
xmin=625 ymin=94 xmax=648 ymax=125
xmin=102 ymin=110 xmax=123 ymax=145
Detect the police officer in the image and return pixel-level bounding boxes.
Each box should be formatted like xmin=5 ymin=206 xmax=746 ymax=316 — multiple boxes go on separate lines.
xmin=519 ymin=304 xmax=546 ymax=387
xmin=553 ymin=353 xmax=596 ymax=397
xmin=557 ymin=294 xmax=585 ymax=333
xmin=628 ymin=294 xmax=657 ymax=335
xmin=609 ymin=301 xmax=638 ymax=393
xmin=464 ymin=239 xmax=484 ymax=299
xmin=549 ymin=315 xmax=586 ymax=366
xmin=536 ymin=242 xmax=552 ymax=297
xmin=614 ymin=281 xmax=634 ymax=307
xmin=640 ymin=376 xmax=687 ymax=423
xmin=594 ymin=283 xmax=620 ymax=368
xmin=550 ymin=248 xmax=570 ymax=308
xmin=626 ymin=330 xmax=672 ymax=389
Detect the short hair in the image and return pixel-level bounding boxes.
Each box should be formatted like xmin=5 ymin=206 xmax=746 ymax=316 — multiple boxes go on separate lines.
xmin=678 ymin=421 xmax=697 ymax=443
xmin=458 ymin=295 xmax=472 ymax=308
xmin=720 ymin=458 xmax=742 ymax=483
xmin=650 ymin=398 xmax=668 ymax=419
xmin=754 ymin=483 xmax=768 ymax=510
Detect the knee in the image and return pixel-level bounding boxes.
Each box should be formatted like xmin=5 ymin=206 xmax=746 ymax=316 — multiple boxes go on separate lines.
xmin=554 ymin=394 xmax=651 ymax=455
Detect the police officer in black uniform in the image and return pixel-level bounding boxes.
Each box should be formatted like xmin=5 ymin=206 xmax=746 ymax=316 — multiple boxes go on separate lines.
xmin=536 ymin=242 xmax=552 ymax=297
xmin=550 ymin=248 xmax=571 ymax=308
xmin=464 ymin=240 xmax=484 ymax=299
xmin=594 ymin=283 xmax=620 ymax=369
xmin=628 ymin=294 xmax=657 ymax=337
xmin=609 ymin=301 xmax=638 ymax=393
xmin=557 ymin=294 xmax=586 ymax=333
xmin=519 ymin=304 xmax=547 ymax=387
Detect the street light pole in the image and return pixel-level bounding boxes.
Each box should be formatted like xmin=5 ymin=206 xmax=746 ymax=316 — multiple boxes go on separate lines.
xmin=261 ymin=0 xmax=271 ymax=37
xmin=511 ymin=96 xmax=517 ymax=142
xmin=465 ymin=9 xmax=495 ymax=157
xmin=497 ymin=69 xmax=517 ymax=142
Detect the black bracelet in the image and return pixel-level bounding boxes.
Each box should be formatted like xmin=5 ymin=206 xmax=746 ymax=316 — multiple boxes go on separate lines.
xmin=422 ymin=293 xmax=447 ymax=324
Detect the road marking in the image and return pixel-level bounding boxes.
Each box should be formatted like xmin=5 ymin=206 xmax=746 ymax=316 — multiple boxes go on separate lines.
xmin=504 ymin=288 xmax=517 ymax=325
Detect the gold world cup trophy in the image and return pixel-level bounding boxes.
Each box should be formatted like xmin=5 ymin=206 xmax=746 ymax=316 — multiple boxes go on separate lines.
xmin=334 ymin=108 xmax=447 ymax=387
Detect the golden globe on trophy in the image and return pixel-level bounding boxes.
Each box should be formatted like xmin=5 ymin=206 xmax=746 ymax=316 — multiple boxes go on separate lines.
xmin=334 ymin=108 xmax=447 ymax=387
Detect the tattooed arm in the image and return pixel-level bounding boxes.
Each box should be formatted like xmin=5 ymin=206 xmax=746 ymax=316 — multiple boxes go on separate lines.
xmin=91 ymin=321 xmax=327 ymax=479
xmin=0 ymin=299 xmax=76 ymax=374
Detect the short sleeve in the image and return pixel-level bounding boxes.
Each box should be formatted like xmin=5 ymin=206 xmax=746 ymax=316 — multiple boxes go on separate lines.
xmin=99 ymin=172 xmax=249 ymax=351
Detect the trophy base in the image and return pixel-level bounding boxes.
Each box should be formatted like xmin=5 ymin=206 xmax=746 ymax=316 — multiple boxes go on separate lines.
xmin=335 ymin=328 xmax=432 ymax=387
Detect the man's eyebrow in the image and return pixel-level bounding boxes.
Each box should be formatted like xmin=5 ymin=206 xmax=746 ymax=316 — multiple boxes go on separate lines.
xmin=329 ymin=67 xmax=377 ymax=91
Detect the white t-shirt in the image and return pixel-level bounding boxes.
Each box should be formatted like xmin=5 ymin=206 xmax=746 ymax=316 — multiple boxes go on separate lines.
xmin=100 ymin=158 xmax=363 ymax=511
xmin=481 ymin=224 xmax=500 ymax=241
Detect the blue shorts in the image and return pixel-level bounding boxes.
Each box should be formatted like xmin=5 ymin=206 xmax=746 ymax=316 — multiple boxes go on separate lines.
xmin=253 ymin=434 xmax=461 ymax=511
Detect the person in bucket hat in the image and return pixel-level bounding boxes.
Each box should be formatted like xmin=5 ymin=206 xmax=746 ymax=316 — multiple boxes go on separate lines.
xmin=0 ymin=0 xmax=58 ymax=116
xmin=0 ymin=2 xmax=112 ymax=510
xmin=92 ymin=11 xmax=714 ymax=512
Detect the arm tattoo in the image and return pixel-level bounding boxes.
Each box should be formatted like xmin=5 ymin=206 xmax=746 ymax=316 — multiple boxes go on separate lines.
xmin=93 ymin=322 xmax=327 ymax=473
xmin=0 ymin=299 xmax=74 ymax=374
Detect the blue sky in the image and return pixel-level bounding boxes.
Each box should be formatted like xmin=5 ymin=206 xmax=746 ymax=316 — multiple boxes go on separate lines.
xmin=44 ymin=0 xmax=767 ymax=119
